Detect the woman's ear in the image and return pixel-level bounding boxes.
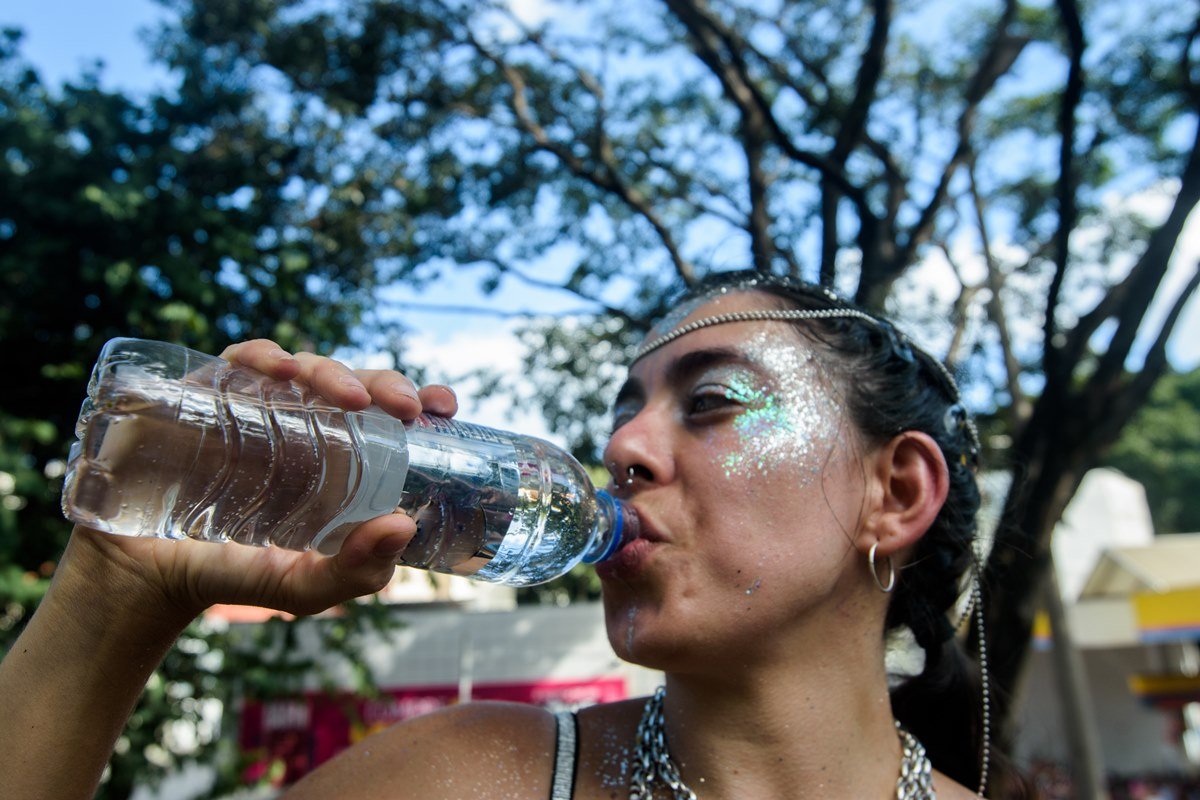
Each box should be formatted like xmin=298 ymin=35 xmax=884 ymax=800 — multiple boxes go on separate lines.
xmin=859 ymin=431 xmax=949 ymax=558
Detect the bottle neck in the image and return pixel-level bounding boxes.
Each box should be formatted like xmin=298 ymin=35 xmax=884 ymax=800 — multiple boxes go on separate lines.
xmin=583 ymin=490 xmax=639 ymax=564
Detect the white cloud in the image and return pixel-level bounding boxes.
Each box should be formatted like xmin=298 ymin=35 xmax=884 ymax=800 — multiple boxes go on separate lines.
xmin=507 ymin=0 xmax=553 ymax=26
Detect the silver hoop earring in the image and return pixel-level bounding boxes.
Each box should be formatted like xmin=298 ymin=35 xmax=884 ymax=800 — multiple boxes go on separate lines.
xmin=868 ymin=542 xmax=895 ymax=593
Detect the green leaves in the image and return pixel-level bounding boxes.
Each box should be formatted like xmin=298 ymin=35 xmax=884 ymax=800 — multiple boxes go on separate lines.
xmin=1106 ymin=369 xmax=1200 ymax=534
xmin=0 ymin=24 xmax=414 ymax=799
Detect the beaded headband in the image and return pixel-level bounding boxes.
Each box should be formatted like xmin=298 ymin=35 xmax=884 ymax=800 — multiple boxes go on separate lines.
xmin=632 ymin=306 xmax=983 ymax=460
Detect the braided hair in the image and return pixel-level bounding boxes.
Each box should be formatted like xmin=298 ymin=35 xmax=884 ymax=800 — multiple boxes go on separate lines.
xmin=666 ymin=271 xmax=990 ymax=790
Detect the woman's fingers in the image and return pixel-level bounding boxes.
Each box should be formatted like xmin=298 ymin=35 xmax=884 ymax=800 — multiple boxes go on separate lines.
xmin=130 ymin=513 xmax=418 ymax=617
xmin=218 ymin=341 xmax=458 ymax=422
xmin=271 ymin=514 xmax=417 ymax=616
xmin=418 ymin=384 xmax=458 ymax=417
xmin=219 ymin=339 xmax=301 ymax=381
xmin=353 ymin=370 xmax=424 ymax=419
xmin=292 ymin=352 xmax=372 ymax=409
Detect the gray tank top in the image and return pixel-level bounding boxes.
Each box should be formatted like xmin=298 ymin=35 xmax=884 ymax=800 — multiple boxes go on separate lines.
xmin=551 ymin=710 xmax=578 ymax=800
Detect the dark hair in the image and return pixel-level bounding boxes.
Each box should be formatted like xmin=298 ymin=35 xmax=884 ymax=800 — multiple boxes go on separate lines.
xmin=670 ymin=271 xmax=1000 ymax=792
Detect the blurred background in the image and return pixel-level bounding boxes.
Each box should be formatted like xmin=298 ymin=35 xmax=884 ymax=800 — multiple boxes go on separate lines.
xmin=2 ymin=0 xmax=1199 ymax=797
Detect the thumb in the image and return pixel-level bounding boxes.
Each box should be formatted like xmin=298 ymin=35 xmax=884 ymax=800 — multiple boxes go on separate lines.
xmin=289 ymin=514 xmax=417 ymax=614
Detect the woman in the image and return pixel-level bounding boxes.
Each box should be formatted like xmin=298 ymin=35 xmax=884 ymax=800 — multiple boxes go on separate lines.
xmin=0 ymin=272 xmax=997 ymax=799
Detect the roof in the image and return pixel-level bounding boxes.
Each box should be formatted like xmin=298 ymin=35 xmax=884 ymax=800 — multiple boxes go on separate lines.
xmin=1078 ymin=534 xmax=1200 ymax=598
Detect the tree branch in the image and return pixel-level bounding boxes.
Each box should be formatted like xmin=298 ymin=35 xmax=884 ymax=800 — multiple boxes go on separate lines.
xmin=1042 ymin=0 xmax=1086 ymax=387
xmin=1128 ymin=264 xmax=1200 ymax=395
xmin=467 ymin=30 xmax=698 ymax=287
xmin=820 ymin=0 xmax=892 ymax=283
xmin=833 ymin=0 xmax=891 ymax=160
xmin=389 ymin=302 xmax=599 ymax=319
xmin=1079 ymin=262 xmax=1200 ymax=464
xmin=968 ymin=157 xmax=1031 ymax=428
xmin=664 ymin=0 xmax=877 ymax=216
xmin=1087 ymin=122 xmax=1200 ymax=389
xmin=891 ymin=0 xmax=1024 ymax=278
xmin=738 ymin=27 xmax=906 ymax=187
xmin=1182 ymin=13 xmax=1200 ymax=107
xmin=935 ymin=240 xmax=982 ymax=371
xmin=456 ymin=250 xmax=639 ymax=324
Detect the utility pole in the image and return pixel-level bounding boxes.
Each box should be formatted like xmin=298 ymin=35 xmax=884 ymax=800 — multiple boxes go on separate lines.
xmin=1043 ymin=552 xmax=1109 ymax=798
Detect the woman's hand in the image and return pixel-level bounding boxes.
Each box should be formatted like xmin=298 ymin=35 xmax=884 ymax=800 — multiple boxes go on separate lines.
xmin=62 ymin=338 xmax=459 ymax=627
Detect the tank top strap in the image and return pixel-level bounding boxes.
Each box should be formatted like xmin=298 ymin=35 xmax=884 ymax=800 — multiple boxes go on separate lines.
xmin=550 ymin=709 xmax=578 ymax=800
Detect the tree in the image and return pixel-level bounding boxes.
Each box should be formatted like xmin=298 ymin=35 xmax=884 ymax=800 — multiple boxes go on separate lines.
xmin=5 ymin=0 xmax=1198 ymax=793
xmin=164 ymin=0 xmax=1196 ymax=712
xmin=1105 ymin=368 xmax=1200 ymax=534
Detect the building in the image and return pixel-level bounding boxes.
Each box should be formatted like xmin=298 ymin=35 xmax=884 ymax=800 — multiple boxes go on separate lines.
xmin=1010 ymin=469 xmax=1200 ymax=777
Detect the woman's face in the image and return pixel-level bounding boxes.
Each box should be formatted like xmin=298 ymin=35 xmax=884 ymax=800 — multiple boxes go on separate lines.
xmin=599 ymin=290 xmax=876 ymax=669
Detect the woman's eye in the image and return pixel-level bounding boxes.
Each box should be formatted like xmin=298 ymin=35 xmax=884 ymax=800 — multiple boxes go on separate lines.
xmin=687 ymin=385 xmax=748 ymax=416
xmin=610 ymin=405 xmax=639 ymax=432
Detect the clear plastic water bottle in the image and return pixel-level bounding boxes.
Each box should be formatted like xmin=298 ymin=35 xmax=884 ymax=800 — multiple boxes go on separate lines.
xmin=61 ymin=338 xmax=638 ymax=586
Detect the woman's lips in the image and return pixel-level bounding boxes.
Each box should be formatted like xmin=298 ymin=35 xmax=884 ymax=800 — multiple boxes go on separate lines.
xmin=596 ymin=511 xmax=664 ymax=580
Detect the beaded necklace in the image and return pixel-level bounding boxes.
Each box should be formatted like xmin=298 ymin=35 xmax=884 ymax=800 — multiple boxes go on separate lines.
xmin=628 ymin=688 xmax=936 ymax=800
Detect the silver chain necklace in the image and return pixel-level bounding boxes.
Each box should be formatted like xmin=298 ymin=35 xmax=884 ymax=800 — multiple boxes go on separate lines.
xmin=629 ymin=688 xmax=936 ymax=800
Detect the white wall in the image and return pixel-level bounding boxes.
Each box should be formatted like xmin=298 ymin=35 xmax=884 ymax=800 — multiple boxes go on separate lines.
xmin=1053 ymin=469 xmax=1156 ymax=601
xmin=288 ymin=601 xmax=661 ymax=695
xmin=1014 ymin=645 xmax=1193 ymax=774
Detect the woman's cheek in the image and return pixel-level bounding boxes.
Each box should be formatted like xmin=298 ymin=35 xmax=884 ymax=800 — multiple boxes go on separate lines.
xmin=703 ymin=366 xmax=841 ymax=486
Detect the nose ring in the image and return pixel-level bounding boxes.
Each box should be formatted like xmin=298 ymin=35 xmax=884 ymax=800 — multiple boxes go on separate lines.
xmin=625 ymin=467 xmax=636 ymax=487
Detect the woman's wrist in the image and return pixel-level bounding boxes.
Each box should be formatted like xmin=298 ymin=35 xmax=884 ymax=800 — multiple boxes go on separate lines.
xmin=0 ymin=530 xmax=195 ymax=800
xmin=50 ymin=528 xmax=202 ymax=647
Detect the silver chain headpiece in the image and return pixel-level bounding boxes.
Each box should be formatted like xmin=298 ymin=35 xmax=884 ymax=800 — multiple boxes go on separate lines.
xmin=629 ymin=687 xmax=937 ymax=799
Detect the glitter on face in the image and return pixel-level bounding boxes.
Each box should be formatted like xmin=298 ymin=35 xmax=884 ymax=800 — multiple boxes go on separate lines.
xmin=624 ymin=604 xmax=637 ymax=655
xmin=710 ymin=329 xmax=842 ymax=484
xmin=641 ymin=282 xmax=758 ymax=352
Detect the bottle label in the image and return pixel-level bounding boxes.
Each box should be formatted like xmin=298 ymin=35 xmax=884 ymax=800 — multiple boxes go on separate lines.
xmin=409 ymin=414 xmax=512 ymax=446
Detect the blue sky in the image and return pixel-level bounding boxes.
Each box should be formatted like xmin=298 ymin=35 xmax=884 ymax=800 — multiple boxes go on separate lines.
xmin=5 ymin=0 xmax=1199 ymax=380
xmin=2 ymin=0 xmax=169 ymax=91
xmin=2 ymin=0 xmax=582 ymax=436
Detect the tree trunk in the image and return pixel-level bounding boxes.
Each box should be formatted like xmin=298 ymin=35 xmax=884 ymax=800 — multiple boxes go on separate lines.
xmin=982 ymin=388 xmax=1090 ymax=740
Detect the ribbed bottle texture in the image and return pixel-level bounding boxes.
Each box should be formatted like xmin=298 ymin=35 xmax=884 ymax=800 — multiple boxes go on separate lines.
xmin=61 ymin=338 xmax=637 ymax=586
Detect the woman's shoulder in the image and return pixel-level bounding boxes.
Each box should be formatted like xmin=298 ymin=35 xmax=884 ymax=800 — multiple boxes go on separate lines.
xmin=934 ymin=769 xmax=985 ymax=800
xmin=281 ymin=700 xmax=564 ymax=800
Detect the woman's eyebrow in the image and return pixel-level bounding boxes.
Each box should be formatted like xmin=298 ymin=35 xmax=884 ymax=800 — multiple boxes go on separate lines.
xmin=665 ymin=347 xmax=750 ymax=385
xmin=614 ymin=346 xmax=756 ymax=409
xmin=613 ymin=377 xmax=644 ymax=409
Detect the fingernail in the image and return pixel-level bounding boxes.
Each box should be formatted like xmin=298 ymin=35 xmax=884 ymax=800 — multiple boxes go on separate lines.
xmin=390 ymin=381 xmax=419 ymax=400
xmin=338 ymin=375 xmax=367 ymax=392
xmin=268 ymin=348 xmax=296 ymax=361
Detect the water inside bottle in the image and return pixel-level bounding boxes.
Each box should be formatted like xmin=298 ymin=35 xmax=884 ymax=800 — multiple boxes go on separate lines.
xmin=62 ymin=369 xmax=401 ymax=550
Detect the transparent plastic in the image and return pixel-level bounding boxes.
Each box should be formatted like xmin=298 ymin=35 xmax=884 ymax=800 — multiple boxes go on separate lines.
xmin=61 ymin=338 xmax=638 ymax=586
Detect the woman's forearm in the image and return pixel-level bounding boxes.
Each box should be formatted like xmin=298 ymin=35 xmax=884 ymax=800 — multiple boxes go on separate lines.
xmin=0 ymin=536 xmax=193 ymax=800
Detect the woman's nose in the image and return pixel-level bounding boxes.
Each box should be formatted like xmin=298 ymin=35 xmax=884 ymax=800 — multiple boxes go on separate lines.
xmin=602 ymin=406 xmax=673 ymax=489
